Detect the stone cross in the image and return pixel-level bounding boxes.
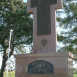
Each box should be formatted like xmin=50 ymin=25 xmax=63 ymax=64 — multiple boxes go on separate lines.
xmin=31 ymin=0 xmax=57 ymax=35
xmin=27 ymin=0 xmax=63 ymax=53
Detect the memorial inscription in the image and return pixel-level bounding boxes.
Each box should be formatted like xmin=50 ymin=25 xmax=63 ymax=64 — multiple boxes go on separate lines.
xmin=28 ymin=60 xmax=54 ymax=74
xmin=31 ymin=0 xmax=57 ymax=35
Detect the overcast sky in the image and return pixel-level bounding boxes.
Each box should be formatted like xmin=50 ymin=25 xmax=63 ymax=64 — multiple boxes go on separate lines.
xmin=23 ymin=0 xmax=27 ymax=2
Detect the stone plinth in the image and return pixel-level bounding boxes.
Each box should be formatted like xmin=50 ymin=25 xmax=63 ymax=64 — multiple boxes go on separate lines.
xmin=14 ymin=52 xmax=73 ymax=77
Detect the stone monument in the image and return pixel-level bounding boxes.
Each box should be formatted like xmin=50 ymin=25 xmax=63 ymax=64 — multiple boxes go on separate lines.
xmin=14 ymin=0 xmax=74 ymax=77
xmin=28 ymin=0 xmax=63 ymax=53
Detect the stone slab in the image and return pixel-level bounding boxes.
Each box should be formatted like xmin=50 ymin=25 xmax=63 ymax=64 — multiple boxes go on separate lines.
xmin=14 ymin=52 xmax=73 ymax=77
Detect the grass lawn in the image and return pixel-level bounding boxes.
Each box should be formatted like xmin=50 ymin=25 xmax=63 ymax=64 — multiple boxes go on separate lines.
xmin=74 ymin=74 xmax=77 ymax=77
xmin=8 ymin=71 xmax=15 ymax=77
xmin=5 ymin=71 xmax=15 ymax=77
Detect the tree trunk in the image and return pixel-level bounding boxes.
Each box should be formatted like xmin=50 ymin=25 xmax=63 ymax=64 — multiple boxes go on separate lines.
xmin=0 ymin=49 xmax=7 ymax=77
xmin=0 ymin=44 xmax=14 ymax=77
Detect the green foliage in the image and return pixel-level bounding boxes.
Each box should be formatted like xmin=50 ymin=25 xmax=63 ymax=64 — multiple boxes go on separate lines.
xmin=0 ymin=1 xmax=33 ymax=47
xmin=57 ymin=0 xmax=77 ymax=56
xmin=74 ymin=74 xmax=77 ymax=77
xmin=5 ymin=71 xmax=15 ymax=77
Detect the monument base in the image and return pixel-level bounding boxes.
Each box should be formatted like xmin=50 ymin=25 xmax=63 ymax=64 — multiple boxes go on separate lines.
xmin=14 ymin=52 xmax=73 ymax=77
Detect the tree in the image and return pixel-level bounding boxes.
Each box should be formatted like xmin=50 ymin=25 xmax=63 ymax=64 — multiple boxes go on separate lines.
xmin=0 ymin=0 xmax=33 ymax=77
xmin=57 ymin=0 xmax=77 ymax=60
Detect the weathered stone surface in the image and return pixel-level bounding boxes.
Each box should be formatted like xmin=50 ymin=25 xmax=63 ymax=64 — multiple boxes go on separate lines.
xmin=27 ymin=0 xmax=63 ymax=53
xmin=14 ymin=52 xmax=74 ymax=77
xmin=14 ymin=0 xmax=74 ymax=77
xmin=31 ymin=0 xmax=57 ymax=35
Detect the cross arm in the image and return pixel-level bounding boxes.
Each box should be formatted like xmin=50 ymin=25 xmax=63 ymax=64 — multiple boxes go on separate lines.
xmin=27 ymin=0 xmax=38 ymax=13
xmin=55 ymin=0 xmax=63 ymax=9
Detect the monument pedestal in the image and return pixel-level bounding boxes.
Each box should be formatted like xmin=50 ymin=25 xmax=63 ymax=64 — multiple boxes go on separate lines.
xmin=14 ymin=52 xmax=73 ymax=77
xmin=14 ymin=0 xmax=74 ymax=77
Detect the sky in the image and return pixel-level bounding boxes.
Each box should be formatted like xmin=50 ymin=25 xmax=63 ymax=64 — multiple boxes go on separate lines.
xmin=23 ymin=0 xmax=27 ymax=2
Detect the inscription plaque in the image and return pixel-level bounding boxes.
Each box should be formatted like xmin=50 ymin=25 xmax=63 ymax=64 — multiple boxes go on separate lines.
xmin=31 ymin=0 xmax=57 ymax=35
xmin=28 ymin=60 xmax=54 ymax=74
